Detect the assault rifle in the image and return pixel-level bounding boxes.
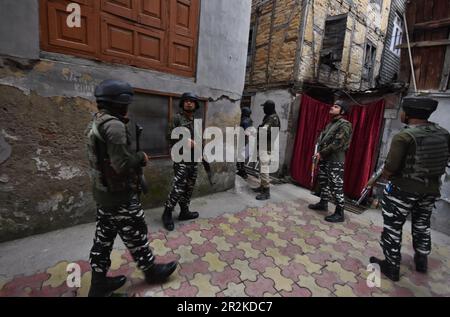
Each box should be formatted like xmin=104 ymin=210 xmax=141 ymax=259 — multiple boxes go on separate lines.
xmin=135 ymin=124 xmax=149 ymax=195
xmin=311 ymin=142 xmax=319 ymax=189
xmin=357 ymin=164 xmax=385 ymax=205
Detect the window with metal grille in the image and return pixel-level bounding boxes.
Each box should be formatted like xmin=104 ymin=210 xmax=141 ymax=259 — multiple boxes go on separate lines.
xmin=39 ymin=0 xmax=200 ymax=77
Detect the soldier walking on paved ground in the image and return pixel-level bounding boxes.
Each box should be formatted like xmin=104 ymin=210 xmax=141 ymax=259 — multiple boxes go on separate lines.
xmin=370 ymin=97 xmax=450 ymax=282
xmin=162 ymin=93 xmax=203 ymax=231
xmin=308 ymin=99 xmax=353 ymax=223
xmin=86 ymin=79 xmax=177 ymax=297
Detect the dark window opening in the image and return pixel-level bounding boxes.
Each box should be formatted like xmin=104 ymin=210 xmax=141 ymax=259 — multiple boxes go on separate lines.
xmin=128 ymin=91 xmax=207 ymax=158
xmin=320 ymin=14 xmax=348 ymax=69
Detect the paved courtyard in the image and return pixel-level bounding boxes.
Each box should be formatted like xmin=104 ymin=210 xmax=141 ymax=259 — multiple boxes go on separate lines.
xmin=0 ymin=180 xmax=449 ymax=297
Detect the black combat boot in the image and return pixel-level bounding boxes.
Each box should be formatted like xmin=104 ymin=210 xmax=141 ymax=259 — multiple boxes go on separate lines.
xmin=162 ymin=207 xmax=174 ymax=231
xmin=414 ymin=253 xmax=428 ymax=273
xmin=369 ymin=257 xmax=400 ymax=282
xmin=88 ymin=273 xmax=127 ymax=297
xmin=179 ymin=205 xmax=199 ymax=221
xmin=325 ymin=206 xmax=345 ymax=223
xmin=144 ymin=261 xmax=178 ymax=284
xmin=252 ymin=186 xmax=263 ymax=193
xmin=308 ymin=200 xmax=328 ymax=211
xmin=256 ymin=187 xmax=270 ymax=200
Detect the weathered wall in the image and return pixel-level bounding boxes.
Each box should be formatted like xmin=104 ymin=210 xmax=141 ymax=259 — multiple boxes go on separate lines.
xmin=246 ymin=0 xmax=302 ymax=87
xmin=428 ymin=98 xmax=450 ymax=236
xmin=0 ymin=0 xmax=251 ymax=242
xmin=0 ymin=0 xmax=40 ymax=59
xmin=299 ymin=0 xmax=391 ymax=90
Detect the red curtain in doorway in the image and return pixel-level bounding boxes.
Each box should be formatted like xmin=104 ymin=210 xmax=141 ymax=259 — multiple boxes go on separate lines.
xmin=290 ymin=94 xmax=385 ymax=199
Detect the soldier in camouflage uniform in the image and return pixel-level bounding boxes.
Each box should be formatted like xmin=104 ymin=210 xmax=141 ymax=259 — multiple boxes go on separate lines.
xmin=370 ymin=97 xmax=450 ymax=281
xmin=308 ymin=100 xmax=353 ymax=223
xmin=253 ymin=100 xmax=281 ymax=201
xmin=86 ymin=80 xmax=177 ymax=296
xmin=162 ymin=92 xmax=202 ymax=231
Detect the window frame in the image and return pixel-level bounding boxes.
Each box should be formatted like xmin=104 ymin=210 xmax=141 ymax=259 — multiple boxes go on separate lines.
xmin=362 ymin=40 xmax=377 ymax=83
xmin=319 ymin=14 xmax=348 ymax=67
xmin=389 ymin=13 xmax=403 ymax=57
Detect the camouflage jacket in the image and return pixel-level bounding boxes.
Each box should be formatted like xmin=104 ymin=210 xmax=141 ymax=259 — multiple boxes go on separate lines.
xmin=167 ymin=112 xmax=202 ymax=162
xmin=86 ymin=110 xmax=146 ymax=207
xmin=317 ymin=117 xmax=352 ymax=162
xmin=258 ymin=113 xmax=281 ymax=153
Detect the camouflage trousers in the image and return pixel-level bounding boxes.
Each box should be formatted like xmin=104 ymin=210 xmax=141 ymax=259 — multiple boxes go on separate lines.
xmin=165 ymin=162 xmax=198 ymax=210
xmin=259 ymin=151 xmax=273 ymax=188
xmin=90 ymin=194 xmax=155 ymax=274
xmin=318 ymin=161 xmax=345 ymax=209
xmin=380 ymin=184 xmax=437 ymax=268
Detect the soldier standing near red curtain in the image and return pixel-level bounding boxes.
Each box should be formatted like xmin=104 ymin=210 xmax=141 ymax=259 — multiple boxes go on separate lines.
xmin=308 ymin=99 xmax=353 ymax=223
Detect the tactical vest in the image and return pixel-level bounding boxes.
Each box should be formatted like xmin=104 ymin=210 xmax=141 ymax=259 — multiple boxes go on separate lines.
xmin=402 ymin=124 xmax=450 ymax=186
xmin=86 ymin=113 xmax=136 ymax=193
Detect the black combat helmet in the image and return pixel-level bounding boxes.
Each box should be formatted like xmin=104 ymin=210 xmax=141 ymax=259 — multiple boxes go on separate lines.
xmin=402 ymin=97 xmax=438 ymax=119
xmin=261 ymin=100 xmax=276 ymax=115
xmin=179 ymin=92 xmax=200 ymax=110
xmin=95 ymin=79 xmax=134 ymax=107
xmin=241 ymin=106 xmax=252 ymax=117
xmin=334 ymin=99 xmax=351 ymax=114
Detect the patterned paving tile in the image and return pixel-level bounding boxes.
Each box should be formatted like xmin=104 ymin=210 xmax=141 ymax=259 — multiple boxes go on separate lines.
xmin=230 ymin=259 xmax=259 ymax=282
xmin=190 ymin=273 xmax=221 ymax=297
xmin=210 ymin=266 xmax=241 ymax=289
xmin=312 ymin=269 xmax=346 ymax=292
xmin=202 ymin=252 xmax=227 ymax=273
xmin=218 ymin=248 xmax=247 ymax=263
xmin=279 ymin=283 xmax=312 ymax=297
xmin=264 ymin=247 xmax=291 ymax=266
xmin=262 ymin=267 xmax=295 ymax=292
xmin=178 ymin=258 xmax=210 ymax=280
xmin=190 ymin=241 xmax=218 ymax=258
xmin=149 ymin=238 xmax=171 ymax=256
xmin=173 ymin=245 xmax=199 ymax=263
xmin=297 ymin=275 xmax=333 ymax=297
xmin=244 ymin=275 xmax=277 ymax=297
xmin=236 ymin=241 xmax=261 ymax=259
xmin=220 ymin=282 xmax=247 ymax=297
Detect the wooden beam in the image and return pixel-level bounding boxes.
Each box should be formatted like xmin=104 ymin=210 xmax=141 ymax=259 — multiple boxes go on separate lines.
xmin=396 ymin=40 xmax=450 ymax=49
xmin=414 ymin=17 xmax=450 ymax=30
